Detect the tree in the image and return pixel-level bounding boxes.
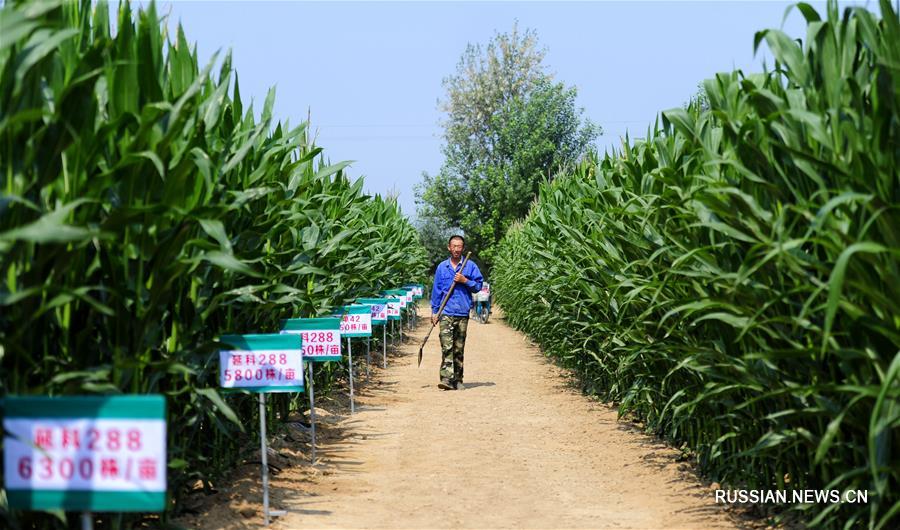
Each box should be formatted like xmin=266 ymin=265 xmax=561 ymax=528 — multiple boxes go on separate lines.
xmin=414 ymin=197 xmax=461 ymax=272
xmin=416 ymin=24 xmax=599 ymax=272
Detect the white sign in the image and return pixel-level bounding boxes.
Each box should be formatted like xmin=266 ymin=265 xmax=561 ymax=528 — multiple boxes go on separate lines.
xmin=370 ymin=304 xmax=387 ymax=321
xmin=4 ymin=419 xmax=166 ymax=493
xmin=293 ymin=330 xmax=341 ymax=360
xmin=219 ymin=349 xmax=304 ymax=388
xmin=387 ymin=301 xmax=401 ymax=317
xmin=340 ymin=312 xmax=373 ymax=335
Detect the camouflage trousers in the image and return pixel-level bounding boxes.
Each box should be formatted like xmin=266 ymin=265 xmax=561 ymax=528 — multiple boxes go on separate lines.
xmin=439 ymin=315 xmax=468 ymax=384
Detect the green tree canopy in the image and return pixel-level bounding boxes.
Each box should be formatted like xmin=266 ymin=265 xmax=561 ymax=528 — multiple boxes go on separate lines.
xmin=416 ymin=24 xmax=599 ymax=271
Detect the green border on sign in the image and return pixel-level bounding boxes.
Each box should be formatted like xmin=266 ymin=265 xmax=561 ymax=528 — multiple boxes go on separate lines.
xmin=356 ymin=298 xmax=389 ymax=304
xmin=220 ymin=333 xmax=302 ymax=351
xmin=280 ymin=317 xmax=341 ymax=332
xmin=279 ymin=318 xmax=343 ymax=362
xmin=219 ymin=335 xmax=304 ymax=393
xmin=332 ymin=304 xmax=374 ymax=337
xmin=355 ymin=298 xmax=389 ymax=325
xmin=1 ymin=395 xmax=165 ymax=420
xmin=6 ymin=490 xmax=166 ymax=512
xmin=402 ymin=285 xmax=423 ymax=300
xmin=381 ymin=291 xmax=408 ymax=313
xmin=340 ymin=304 xmax=370 ymax=315
xmin=383 ymin=296 xmax=402 ymax=321
xmin=220 ymin=385 xmax=304 ymax=393
xmin=383 ymin=289 xmax=414 ymax=308
xmin=304 ymin=356 xmax=342 ymax=363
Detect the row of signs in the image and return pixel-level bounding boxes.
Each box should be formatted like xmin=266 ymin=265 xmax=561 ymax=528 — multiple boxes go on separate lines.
xmin=2 ymin=285 xmax=424 ymax=512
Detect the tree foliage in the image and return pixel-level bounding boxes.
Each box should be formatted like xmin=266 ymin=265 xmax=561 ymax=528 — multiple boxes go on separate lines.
xmin=416 ymin=24 xmax=599 ymax=271
xmin=493 ymin=2 xmax=900 ymax=527
xmin=0 ymin=1 xmax=426 ymax=525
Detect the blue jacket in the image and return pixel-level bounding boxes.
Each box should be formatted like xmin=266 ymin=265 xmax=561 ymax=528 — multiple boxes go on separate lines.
xmin=431 ymin=258 xmax=484 ymax=317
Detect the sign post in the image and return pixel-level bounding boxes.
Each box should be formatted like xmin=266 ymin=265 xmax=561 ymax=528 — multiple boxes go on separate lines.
xmin=400 ymin=288 xmax=413 ymax=336
xmin=258 ymin=394 xmax=270 ymax=525
xmin=383 ymin=290 xmax=408 ymax=343
xmin=336 ymin=305 xmax=372 ymax=414
xmin=356 ymin=298 xmax=389 ymax=368
xmin=412 ymin=284 xmax=424 ymax=327
xmin=219 ymin=334 xmax=304 ymax=525
xmin=404 ymin=285 xmax=422 ymax=328
xmin=401 ymin=287 xmax=416 ymax=329
xmin=280 ymin=317 xmax=342 ymax=463
xmin=3 ymin=395 xmax=167 ymax=528
xmin=383 ymin=296 xmax=402 ymax=350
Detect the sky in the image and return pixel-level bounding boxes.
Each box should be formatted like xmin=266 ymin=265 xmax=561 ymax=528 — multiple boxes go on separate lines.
xmin=140 ymin=0 xmax=851 ymax=216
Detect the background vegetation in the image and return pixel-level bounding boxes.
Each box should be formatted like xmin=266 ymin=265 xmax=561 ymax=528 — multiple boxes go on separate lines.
xmin=415 ymin=23 xmax=599 ymax=272
xmin=494 ymin=2 xmax=899 ymax=528
xmin=0 ymin=1 xmax=426 ymax=526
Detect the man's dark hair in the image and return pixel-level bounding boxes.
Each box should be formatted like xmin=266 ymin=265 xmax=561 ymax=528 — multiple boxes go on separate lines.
xmin=448 ymin=235 xmax=465 ymax=246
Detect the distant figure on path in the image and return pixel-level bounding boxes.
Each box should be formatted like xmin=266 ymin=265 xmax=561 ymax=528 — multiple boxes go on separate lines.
xmin=472 ymin=280 xmax=491 ymax=323
xmin=431 ymin=235 xmax=484 ymax=390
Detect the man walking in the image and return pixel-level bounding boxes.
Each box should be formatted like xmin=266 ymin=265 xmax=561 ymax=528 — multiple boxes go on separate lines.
xmin=431 ymin=235 xmax=483 ymax=390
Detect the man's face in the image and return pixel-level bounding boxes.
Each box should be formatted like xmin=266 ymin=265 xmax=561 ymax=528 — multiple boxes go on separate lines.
xmin=448 ymin=239 xmax=464 ymax=260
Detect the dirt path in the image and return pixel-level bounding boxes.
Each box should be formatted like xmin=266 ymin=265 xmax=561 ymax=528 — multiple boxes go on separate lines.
xmin=188 ymin=307 xmax=743 ymax=529
xmin=278 ymin=307 xmax=739 ymax=529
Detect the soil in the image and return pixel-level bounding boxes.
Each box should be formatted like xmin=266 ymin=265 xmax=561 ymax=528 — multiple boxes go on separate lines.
xmin=177 ymin=306 xmax=757 ymax=529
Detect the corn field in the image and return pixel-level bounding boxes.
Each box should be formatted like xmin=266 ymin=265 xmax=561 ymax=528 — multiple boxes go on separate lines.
xmin=494 ymin=2 xmax=899 ymax=528
xmin=0 ymin=0 xmax=426 ymax=526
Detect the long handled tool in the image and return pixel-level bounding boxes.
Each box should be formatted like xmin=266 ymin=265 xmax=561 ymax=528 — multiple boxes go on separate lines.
xmin=418 ymin=251 xmax=471 ymax=367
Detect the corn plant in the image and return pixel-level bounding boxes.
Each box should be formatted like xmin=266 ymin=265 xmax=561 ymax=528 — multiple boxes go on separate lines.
xmin=0 ymin=0 xmax=426 ymax=527
xmin=494 ymin=2 xmax=899 ymax=528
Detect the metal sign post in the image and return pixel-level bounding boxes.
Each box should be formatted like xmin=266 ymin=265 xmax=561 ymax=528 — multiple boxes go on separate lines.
xmin=220 ymin=334 xmax=303 ymax=526
xmin=382 ymin=296 xmax=401 ymax=351
xmin=404 ymin=285 xmax=423 ymax=331
xmin=402 ymin=288 xmax=415 ymax=333
xmin=365 ymin=337 xmax=371 ymax=380
xmin=280 ymin=317 xmax=341 ymax=464
xmin=404 ymin=287 xmax=415 ymax=328
xmin=257 ymin=394 xmax=287 ymax=526
xmin=259 ymin=394 xmax=270 ymax=526
xmin=307 ymin=361 xmax=316 ymax=463
xmin=336 ymin=304 xmax=372 ymax=413
xmin=383 ymin=290 xmax=408 ymax=344
xmin=347 ymin=337 xmax=355 ymax=414
xmin=356 ymin=299 xmax=388 ymax=369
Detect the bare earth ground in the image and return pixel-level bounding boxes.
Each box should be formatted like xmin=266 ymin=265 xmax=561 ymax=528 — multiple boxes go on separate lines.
xmin=178 ymin=305 xmax=753 ymax=530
